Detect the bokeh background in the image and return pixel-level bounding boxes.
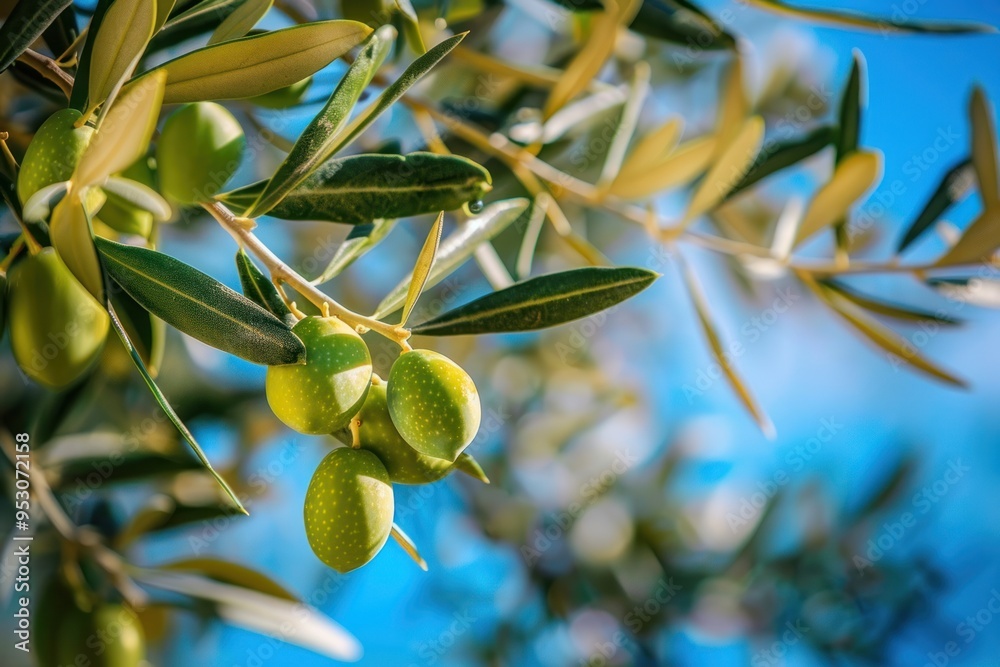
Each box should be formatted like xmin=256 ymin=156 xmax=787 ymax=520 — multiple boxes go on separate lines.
xmin=4 ymin=0 xmax=1000 ymax=665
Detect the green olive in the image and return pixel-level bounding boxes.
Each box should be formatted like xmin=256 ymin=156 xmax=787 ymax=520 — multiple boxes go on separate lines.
xmin=57 ymin=602 xmax=146 ymax=667
xmin=386 ymin=349 xmax=481 ymax=462
xmin=248 ymin=76 xmax=312 ymax=109
xmin=266 ymin=316 xmax=372 ymax=434
xmin=8 ymin=249 xmax=109 ymax=388
xmin=156 ymin=102 xmax=245 ymax=205
xmin=304 ymin=447 xmax=394 ymax=573
xmin=99 ymin=157 xmax=157 ymax=237
xmin=17 ymin=108 xmax=93 ymax=205
xmin=359 ymin=381 xmax=453 ymax=484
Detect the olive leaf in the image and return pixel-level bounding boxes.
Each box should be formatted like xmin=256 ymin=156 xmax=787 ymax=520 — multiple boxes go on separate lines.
xmin=745 ymin=0 xmax=995 ymax=33
xmin=596 ymin=62 xmax=649 ymax=191
xmin=139 ymin=20 xmax=372 ymax=104
xmin=617 ymin=116 xmax=683 ymax=180
xmin=411 ymin=266 xmax=658 ymax=336
xmin=629 ymin=0 xmax=735 ymax=50
xmin=896 ymin=158 xmax=974 ymax=252
xmin=0 ymin=0 xmax=73 ymax=74
xmin=74 ymin=70 xmax=167 ymax=189
xmin=160 ymin=558 xmax=297 ymax=600
xmin=248 ymin=26 xmax=395 ymax=217
xmin=112 ymin=286 xmax=166 ymax=375
xmin=41 ymin=2 xmax=79 ymax=59
xmin=101 ymin=177 xmax=172 ymax=220
xmin=107 ymin=304 xmax=248 ymax=514
xmin=395 ymin=0 xmax=426 ymax=54
xmin=21 ymin=181 xmax=70 ymax=223
xmin=820 ymin=279 xmax=961 ymax=325
xmin=69 ymin=0 xmax=115 ymax=111
xmin=86 ymin=0 xmax=156 ymax=115
xmin=390 ymin=524 xmax=428 ymax=571
xmin=400 ymin=211 xmax=444 ymax=326
xmin=154 ymin=0 xmax=176 ymax=32
xmin=678 ymin=257 xmax=774 ymax=438
xmin=796 ymin=149 xmax=881 ymax=245
xmin=150 ymin=0 xmax=241 ymax=52
xmin=712 ymin=55 xmax=750 ymax=160
xmin=50 ymin=196 xmax=106 ymax=303
xmin=374 ymin=198 xmax=530 ymax=318
xmin=682 ymin=116 xmax=764 ymax=224
xmin=726 ymin=125 xmax=835 ymax=199
xmin=610 ymin=136 xmax=717 ymax=199
xmin=454 ymin=452 xmax=490 ymax=484
xmin=225 ymin=153 xmax=491 ymax=224
xmin=832 ymin=52 xmax=865 ymax=251
xmin=96 ymin=238 xmax=306 ymax=365
xmin=313 ymin=219 xmax=396 ymax=285
xmin=235 ymin=249 xmax=295 ymax=326
xmin=208 ymin=0 xmax=273 ymax=44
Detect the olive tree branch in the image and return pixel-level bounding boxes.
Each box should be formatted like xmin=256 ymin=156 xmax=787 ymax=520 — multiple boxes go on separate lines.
xmin=16 ymin=48 xmax=74 ymax=98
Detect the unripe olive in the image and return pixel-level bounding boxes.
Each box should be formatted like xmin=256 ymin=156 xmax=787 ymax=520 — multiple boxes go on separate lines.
xmin=99 ymin=157 xmax=157 ymax=237
xmin=57 ymin=602 xmax=146 ymax=667
xmin=304 ymin=447 xmax=394 ymax=573
xmin=8 ymin=249 xmax=109 ymax=388
xmin=156 ymin=102 xmax=245 ymax=205
xmin=17 ymin=108 xmax=93 ymax=205
xmin=359 ymin=381 xmax=453 ymax=484
xmin=249 ymin=76 xmax=312 ymax=109
xmin=266 ymin=316 xmax=372 ymax=434
xmin=387 ymin=349 xmax=481 ymax=462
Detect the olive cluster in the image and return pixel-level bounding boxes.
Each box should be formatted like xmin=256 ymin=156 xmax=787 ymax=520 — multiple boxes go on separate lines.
xmin=265 ymin=316 xmax=483 ymax=573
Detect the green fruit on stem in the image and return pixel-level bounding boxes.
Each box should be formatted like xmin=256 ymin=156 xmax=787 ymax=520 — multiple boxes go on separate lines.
xmin=57 ymin=602 xmax=146 ymax=667
xmin=266 ymin=316 xmax=372 ymax=434
xmin=249 ymin=76 xmax=312 ymax=109
xmin=16 ymin=108 xmax=93 ymax=205
xmin=156 ymin=102 xmax=245 ymax=205
xmin=359 ymin=381 xmax=453 ymax=484
xmin=304 ymin=447 xmax=394 ymax=573
xmin=8 ymin=249 xmax=109 ymax=389
xmin=387 ymin=349 xmax=481 ymax=462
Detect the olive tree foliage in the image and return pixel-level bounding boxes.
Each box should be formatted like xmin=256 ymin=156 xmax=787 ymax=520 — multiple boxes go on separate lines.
xmin=0 ymin=0 xmax=995 ymax=663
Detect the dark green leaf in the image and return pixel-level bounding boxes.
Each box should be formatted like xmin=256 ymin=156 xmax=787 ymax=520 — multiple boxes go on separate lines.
xmin=0 ymin=0 xmax=73 ymax=74
xmin=747 ymin=0 xmax=996 ymax=34
xmin=897 ymin=157 xmax=975 ymax=252
xmin=112 ymin=285 xmax=167 ymax=375
xmin=411 ymin=267 xmax=658 ymax=336
xmin=726 ymin=125 xmax=835 ymax=199
xmin=225 ymin=153 xmax=491 ymax=224
xmin=630 ymin=0 xmax=736 ymax=50
xmin=248 ymin=26 xmax=393 ymax=216
xmin=835 ymin=53 xmax=863 ymax=163
xmin=96 ymin=238 xmax=305 ymax=365
xmin=149 ymin=0 xmax=243 ymax=53
xmin=235 ymin=249 xmax=295 ymax=326
xmin=820 ymin=279 xmax=961 ymax=325
xmin=42 ymin=2 xmax=79 ymax=59
xmin=69 ymin=0 xmax=115 ymax=111
xmin=313 ymin=218 xmax=395 ymax=284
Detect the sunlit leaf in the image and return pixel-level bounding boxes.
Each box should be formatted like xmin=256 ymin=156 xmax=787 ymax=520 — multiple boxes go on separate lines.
xmin=411 ymin=266 xmax=658 ymax=336
xmin=150 ymin=0 xmax=241 ymax=51
xmin=821 ymin=279 xmax=960 ymax=324
xmin=396 ymin=0 xmax=426 ymax=54
xmin=102 ymin=176 xmax=172 ymax=220
xmin=897 ymin=158 xmax=974 ymax=252
xmin=745 ymin=0 xmax=995 ymax=34
xmin=140 ymin=20 xmax=372 ymax=104
xmin=726 ymin=125 xmax=835 ymax=199
xmin=970 ymin=86 xmax=999 ymax=209
xmin=96 ymin=238 xmax=306 ymax=365
xmin=374 ymin=198 xmax=530 ymax=318
xmin=86 ymin=0 xmax=156 ymax=114
xmin=154 ymin=0 xmax=176 ymax=32
xmin=50 ymin=195 xmax=105 ymax=302
xmin=597 ymin=62 xmax=650 ymax=191
xmin=161 ymin=558 xmax=298 ymax=601
xmin=390 ymin=523 xmax=428 ymax=571
xmin=618 ymin=116 xmax=683 ymax=179
xmin=682 ymin=116 xmax=765 ymax=224
xmin=247 ymin=26 xmax=393 ymax=216
xmin=209 ymin=0 xmax=273 ymax=44
xmin=454 ymin=452 xmax=490 ymax=483
xmin=713 ymin=55 xmax=750 ymax=158
xmin=400 ymin=211 xmax=443 ymax=326
xmin=313 ymin=219 xmax=396 ymax=285
xmin=0 ymin=0 xmax=73 ymax=74
xmin=796 ymin=149 xmax=881 ymax=244
xmin=928 ymin=277 xmax=1000 ymax=309
xmin=610 ymin=136 xmax=717 ymax=199
xmin=934 ymin=209 xmax=1000 ymax=267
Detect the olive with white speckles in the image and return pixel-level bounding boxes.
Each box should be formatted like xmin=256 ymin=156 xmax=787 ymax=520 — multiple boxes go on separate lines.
xmin=304 ymin=447 xmax=394 ymax=573
xmin=359 ymin=380 xmax=453 ymax=484
xmin=17 ymin=109 xmax=94 ymax=205
xmin=266 ymin=317 xmax=372 ymax=434
xmin=386 ymin=349 xmax=481 ymax=462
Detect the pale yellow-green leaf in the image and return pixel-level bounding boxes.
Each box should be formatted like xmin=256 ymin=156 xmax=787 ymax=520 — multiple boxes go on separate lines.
xmin=970 ymin=86 xmax=999 ymax=209
xmin=617 ymin=116 xmax=683 ymax=180
xmin=713 ymin=55 xmax=750 ymax=158
xmin=934 ymin=209 xmax=1000 ymax=266
xmin=401 ymin=211 xmax=444 ymax=326
xmin=796 ymin=149 xmax=881 ymax=244
xmin=680 ymin=257 xmax=774 ymax=438
xmin=390 ymin=523 xmax=428 ymax=571
xmin=745 ymin=0 xmax=995 ymax=34
xmin=682 ymin=115 xmax=765 ymax=225
xmin=145 ymin=20 xmax=372 ymax=104
xmin=396 ymin=0 xmax=426 ymax=54
xmin=75 ymin=71 xmax=166 ymax=189
xmin=597 ymin=61 xmax=650 ymax=192
xmin=87 ymin=0 xmax=156 ymax=114
xmin=610 ymin=135 xmax=717 ymax=199
xmin=209 ymin=0 xmax=274 ymax=45
xmin=50 ymin=194 xmax=105 ymax=303
xmin=155 ymin=0 xmax=176 ymax=32
xmin=806 ymin=276 xmax=965 ymax=387
xmin=542 ymin=0 xmax=641 ymax=119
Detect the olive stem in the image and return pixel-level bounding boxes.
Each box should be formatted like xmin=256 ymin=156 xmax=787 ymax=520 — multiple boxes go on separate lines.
xmin=0 ymin=235 xmax=25 ymax=272
xmin=349 ymin=417 xmax=361 ymax=449
xmin=203 ymin=201 xmax=412 ymax=347
xmin=16 ymin=48 xmax=74 ymax=98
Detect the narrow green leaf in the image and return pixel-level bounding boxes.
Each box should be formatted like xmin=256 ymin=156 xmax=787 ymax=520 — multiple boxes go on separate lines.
xmin=410 ymin=266 xmax=658 ymax=336
xmin=0 ymin=0 xmax=73 ymax=74
xmin=682 ymin=115 xmax=764 ymax=224
xmin=629 ymin=0 xmax=736 ymax=50
xmin=400 ymin=211 xmax=443 ymax=326
xmin=835 ymin=53 xmax=863 ymax=163
xmin=108 ymin=304 xmax=248 ymax=514
xmin=971 ymin=86 xmax=999 ymax=208
xmin=149 ymin=0 xmax=241 ymax=52
xmin=209 ymin=0 xmax=273 ymax=44
xmin=50 ymin=195 xmax=106 ymax=303
xmin=112 ymin=286 xmax=166 ymax=376
xmin=248 ymin=26 xmax=394 ymax=217
xmin=746 ymin=0 xmax=996 ymax=34
xmin=69 ymin=0 xmax=115 ymax=111
xmin=227 ymin=153 xmax=491 ymax=224
xmin=820 ymin=279 xmax=961 ymax=325
xmin=374 ymin=198 xmax=530 ymax=318
xmin=96 ymin=238 xmax=306 ymax=365
xmin=395 ymin=0 xmax=426 ymax=54
xmin=313 ymin=219 xmax=396 ymax=285
xmin=454 ymin=452 xmax=490 ymax=483
xmin=235 ymin=248 xmax=295 ymax=326
xmin=597 ymin=61 xmax=649 ymax=191
xmin=139 ymin=20 xmax=372 ymax=104
xmin=390 ymin=523 xmax=428 ymax=571
xmin=87 ymin=0 xmax=157 ymax=116
xmin=897 ymin=158 xmax=974 ymax=252
xmin=726 ymin=125 xmax=835 ymax=199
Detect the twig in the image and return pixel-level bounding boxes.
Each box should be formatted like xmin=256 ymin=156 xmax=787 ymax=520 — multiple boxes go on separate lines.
xmin=16 ymin=48 xmax=74 ymax=98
